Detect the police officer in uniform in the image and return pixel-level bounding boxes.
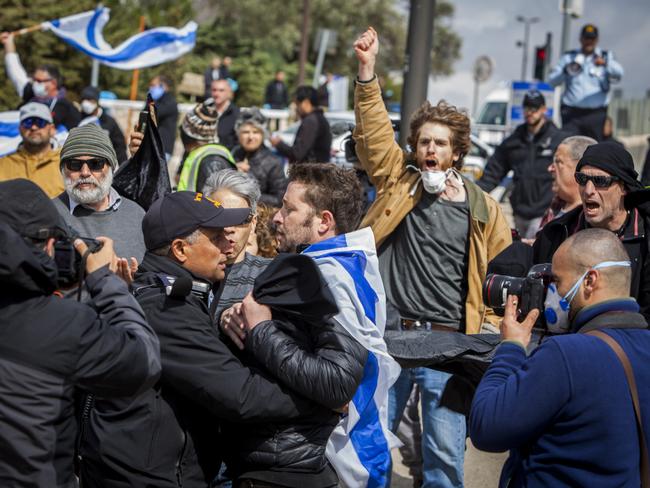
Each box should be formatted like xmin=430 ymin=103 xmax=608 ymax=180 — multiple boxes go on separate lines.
xmin=548 ymin=24 xmax=624 ymax=141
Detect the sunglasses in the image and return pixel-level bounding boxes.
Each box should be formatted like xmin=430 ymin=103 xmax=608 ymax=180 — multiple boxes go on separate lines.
xmin=20 ymin=117 xmax=50 ymax=129
xmin=574 ymin=172 xmax=620 ymax=188
xmin=63 ymin=158 xmax=109 ymax=172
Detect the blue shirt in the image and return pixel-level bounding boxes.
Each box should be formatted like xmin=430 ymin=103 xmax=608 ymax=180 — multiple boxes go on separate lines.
xmin=470 ymin=299 xmax=650 ymax=488
xmin=548 ymin=47 xmax=623 ymax=108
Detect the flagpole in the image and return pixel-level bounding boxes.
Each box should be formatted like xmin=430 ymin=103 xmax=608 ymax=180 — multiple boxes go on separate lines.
xmin=126 ymin=16 xmax=146 ymax=138
xmin=11 ymin=24 xmax=44 ymax=37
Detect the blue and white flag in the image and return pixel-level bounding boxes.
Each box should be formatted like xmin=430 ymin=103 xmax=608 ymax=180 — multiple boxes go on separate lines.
xmin=42 ymin=8 xmax=197 ymax=70
xmin=303 ymin=227 xmax=401 ymax=488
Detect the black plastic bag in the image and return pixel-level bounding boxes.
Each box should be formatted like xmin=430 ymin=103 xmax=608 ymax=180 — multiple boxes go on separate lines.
xmin=112 ymin=98 xmax=171 ymax=210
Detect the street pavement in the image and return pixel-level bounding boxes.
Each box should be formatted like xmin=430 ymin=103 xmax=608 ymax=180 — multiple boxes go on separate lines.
xmin=391 ymin=441 xmax=508 ymax=487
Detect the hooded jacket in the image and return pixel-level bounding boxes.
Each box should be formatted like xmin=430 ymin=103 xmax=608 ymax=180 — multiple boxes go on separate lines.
xmin=0 ymin=222 xmax=160 ymax=488
xmin=80 ymin=252 xmax=327 ymax=488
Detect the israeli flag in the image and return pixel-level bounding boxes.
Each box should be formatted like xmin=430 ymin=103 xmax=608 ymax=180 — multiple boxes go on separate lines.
xmin=303 ymin=227 xmax=401 ymax=488
xmin=43 ymin=8 xmax=197 ymax=70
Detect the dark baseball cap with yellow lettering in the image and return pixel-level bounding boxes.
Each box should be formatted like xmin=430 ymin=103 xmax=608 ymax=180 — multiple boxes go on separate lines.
xmin=142 ymin=191 xmax=250 ymax=250
xmin=581 ymin=24 xmax=598 ymax=39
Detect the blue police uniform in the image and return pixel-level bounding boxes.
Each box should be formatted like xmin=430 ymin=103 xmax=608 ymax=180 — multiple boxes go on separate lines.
xmin=548 ymin=47 xmax=623 ymax=141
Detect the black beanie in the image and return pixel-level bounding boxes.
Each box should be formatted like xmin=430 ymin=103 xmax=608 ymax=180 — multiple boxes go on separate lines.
xmin=576 ymin=142 xmax=642 ymax=190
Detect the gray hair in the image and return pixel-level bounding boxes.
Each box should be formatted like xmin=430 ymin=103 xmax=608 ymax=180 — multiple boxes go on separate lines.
xmin=560 ymin=135 xmax=597 ymax=162
xmin=150 ymin=229 xmax=202 ymax=257
xmin=202 ymin=169 xmax=261 ymax=213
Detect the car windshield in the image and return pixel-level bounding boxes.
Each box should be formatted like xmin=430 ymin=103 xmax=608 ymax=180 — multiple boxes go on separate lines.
xmin=477 ymin=102 xmax=507 ymax=126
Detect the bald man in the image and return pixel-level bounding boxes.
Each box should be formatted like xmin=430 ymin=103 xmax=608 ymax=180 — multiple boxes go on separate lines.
xmin=210 ymin=79 xmax=239 ymax=150
xmin=470 ymin=228 xmax=650 ymax=488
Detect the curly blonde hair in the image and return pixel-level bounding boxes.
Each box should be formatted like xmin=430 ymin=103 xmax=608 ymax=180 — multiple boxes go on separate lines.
xmin=253 ymin=203 xmax=279 ymax=258
xmin=406 ymin=100 xmax=471 ymax=170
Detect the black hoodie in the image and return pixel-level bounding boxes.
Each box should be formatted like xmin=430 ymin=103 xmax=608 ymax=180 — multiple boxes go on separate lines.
xmin=0 ymin=222 xmax=160 ymax=488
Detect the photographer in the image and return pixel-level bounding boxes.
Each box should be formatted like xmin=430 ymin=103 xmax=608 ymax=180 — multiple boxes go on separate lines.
xmin=0 ymin=179 xmax=160 ymax=488
xmin=471 ymin=229 xmax=650 ymax=487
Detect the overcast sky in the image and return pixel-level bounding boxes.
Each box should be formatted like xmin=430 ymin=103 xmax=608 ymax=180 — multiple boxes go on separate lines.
xmin=427 ymin=0 xmax=650 ymax=113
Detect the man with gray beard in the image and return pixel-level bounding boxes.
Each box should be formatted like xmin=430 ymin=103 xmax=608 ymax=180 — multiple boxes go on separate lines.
xmin=52 ymin=124 xmax=146 ymax=273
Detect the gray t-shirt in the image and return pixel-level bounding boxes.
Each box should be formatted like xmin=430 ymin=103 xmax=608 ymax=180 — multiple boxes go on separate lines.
xmin=212 ymin=253 xmax=272 ymax=320
xmin=379 ymin=192 xmax=470 ymax=329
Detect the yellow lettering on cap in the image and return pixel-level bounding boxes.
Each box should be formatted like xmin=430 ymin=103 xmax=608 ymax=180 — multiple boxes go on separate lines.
xmin=205 ymin=195 xmax=222 ymax=208
xmin=194 ymin=193 xmax=203 ymax=202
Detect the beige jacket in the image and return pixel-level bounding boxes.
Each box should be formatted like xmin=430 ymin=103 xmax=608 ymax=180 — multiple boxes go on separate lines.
xmin=353 ymin=78 xmax=512 ymax=332
xmin=0 ymin=146 xmax=63 ymax=198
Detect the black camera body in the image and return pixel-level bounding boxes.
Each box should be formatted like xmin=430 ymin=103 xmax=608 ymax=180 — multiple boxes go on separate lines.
xmin=483 ymin=263 xmax=552 ymax=321
xmin=54 ymin=237 xmax=103 ymax=287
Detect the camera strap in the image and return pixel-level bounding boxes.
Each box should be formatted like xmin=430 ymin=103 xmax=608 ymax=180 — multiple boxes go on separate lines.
xmin=587 ymin=330 xmax=649 ymax=487
xmin=76 ymin=248 xmax=94 ymax=302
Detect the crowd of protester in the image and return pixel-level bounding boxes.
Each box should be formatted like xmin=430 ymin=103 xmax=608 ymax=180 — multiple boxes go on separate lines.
xmin=1 ymin=21 xmax=650 ymax=488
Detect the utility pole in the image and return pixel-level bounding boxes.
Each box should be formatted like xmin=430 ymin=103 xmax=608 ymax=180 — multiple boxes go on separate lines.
xmin=516 ymin=15 xmax=540 ymax=81
xmin=297 ymin=0 xmax=310 ymax=86
xmin=560 ymin=0 xmax=572 ymax=55
xmin=399 ymin=0 xmax=436 ymax=148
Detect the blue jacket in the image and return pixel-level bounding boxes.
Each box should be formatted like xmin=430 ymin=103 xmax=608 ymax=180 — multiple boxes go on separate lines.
xmin=470 ymin=299 xmax=650 ymax=488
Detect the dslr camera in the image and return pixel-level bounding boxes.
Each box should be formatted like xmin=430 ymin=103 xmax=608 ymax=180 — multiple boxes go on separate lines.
xmin=54 ymin=236 xmax=103 ymax=287
xmin=482 ymin=263 xmax=552 ymax=323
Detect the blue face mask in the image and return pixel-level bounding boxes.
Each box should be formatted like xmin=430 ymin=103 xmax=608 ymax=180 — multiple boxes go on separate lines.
xmin=149 ymin=84 xmax=165 ymax=101
xmin=543 ymin=260 xmax=631 ymax=333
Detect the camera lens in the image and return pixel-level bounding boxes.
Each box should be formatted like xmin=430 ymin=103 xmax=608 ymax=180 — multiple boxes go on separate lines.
xmin=482 ymin=274 xmax=524 ymax=310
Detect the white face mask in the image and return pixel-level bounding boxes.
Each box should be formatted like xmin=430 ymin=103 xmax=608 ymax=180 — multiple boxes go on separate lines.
xmin=81 ymin=100 xmax=98 ymax=115
xmin=421 ymin=170 xmax=448 ymax=194
xmin=32 ymin=82 xmax=48 ymax=98
xmin=543 ymin=260 xmax=631 ymax=333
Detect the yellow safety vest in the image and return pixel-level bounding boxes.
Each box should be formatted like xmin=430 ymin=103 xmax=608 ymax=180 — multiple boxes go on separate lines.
xmin=177 ymin=144 xmax=236 ymax=191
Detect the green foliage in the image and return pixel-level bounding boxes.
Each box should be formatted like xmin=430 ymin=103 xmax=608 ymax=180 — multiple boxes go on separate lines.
xmin=0 ymin=0 xmax=461 ymax=111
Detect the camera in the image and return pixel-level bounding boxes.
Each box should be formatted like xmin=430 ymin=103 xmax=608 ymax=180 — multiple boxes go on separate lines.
xmin=483 ymin=263 xmax=552 ymax=321
xmin=54 ymin=237 xmax=103 ymax=287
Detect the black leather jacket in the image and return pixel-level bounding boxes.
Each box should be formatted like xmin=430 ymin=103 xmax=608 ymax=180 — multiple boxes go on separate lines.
xmin=222 ymin=315 xmax=367 ymax=481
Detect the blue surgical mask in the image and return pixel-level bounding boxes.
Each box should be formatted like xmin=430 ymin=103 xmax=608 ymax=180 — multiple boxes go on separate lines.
xmin=543 ymin=260 xmax=631 ymax=333
xmin=149 ymin=84 xmax=165 ymax=101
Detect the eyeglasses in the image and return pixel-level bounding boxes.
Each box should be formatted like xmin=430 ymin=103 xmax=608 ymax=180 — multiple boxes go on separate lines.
xmin=33 ymin=77 xmax=53 ymax=83
xmin=574 ymin=172 xmax=620 ymax=188
xmin=20 ymin=118 xmax=50 ymax=129
xmin=63 ymin=158 xmax=109 ymax=172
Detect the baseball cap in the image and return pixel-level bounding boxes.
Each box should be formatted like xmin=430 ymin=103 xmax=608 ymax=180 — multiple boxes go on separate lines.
xmin=80 ymin=86 xmax=100 ymax=101
xmin=142 ymin=191 xmax=250 ymax=250
xmin=581 ymin=24 xmax=599 ymax=39
xmin=0 ymin=179 xmax=68 ymax=240
xmin=523 ymin=90 xmax=546 ymax=109
xmin=19 ymin=102 xmax=53 ymax=124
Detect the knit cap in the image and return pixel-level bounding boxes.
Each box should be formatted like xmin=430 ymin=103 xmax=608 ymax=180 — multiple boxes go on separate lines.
xmin=181 ymin=98 xmax=219 ymax=142
xmin=235 ymin=107 xmax=268 ymax=137
xmin=60 ymin=123 xmax=118 ymax=169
